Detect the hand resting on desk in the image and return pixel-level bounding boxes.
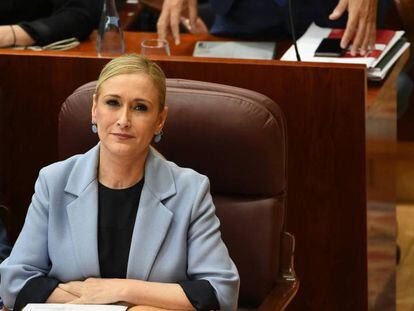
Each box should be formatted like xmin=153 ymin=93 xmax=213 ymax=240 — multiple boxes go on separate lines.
xmin=48 ymin=278 xmax=194 ymax=310
xmin=329 ymin=0 xmax=378 ymax=56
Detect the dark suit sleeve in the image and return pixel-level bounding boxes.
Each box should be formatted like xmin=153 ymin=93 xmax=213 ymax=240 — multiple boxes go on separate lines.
xmin=18 ymin=0 xmax=102 ymax=45
xmin=14 ymin=276 xmax=59 ymax=311
xmin=209 ymin=0 xmax=234 ymax=15
xmin=178 ymin=280 xmax=220 ymax=311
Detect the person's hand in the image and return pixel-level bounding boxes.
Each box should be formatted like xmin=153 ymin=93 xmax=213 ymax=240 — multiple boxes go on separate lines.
xmin=157 ymin=0 xmax=198 ymax=45
xmin=329 ymin=0 xmax=378 ymax=56
xmin=59 ymin=278 xmax=124 ymax=304
xmin=180 ymin=16 xmax=208 ymax=35
xmin=46 ymin=287 xmax=79 ymax=303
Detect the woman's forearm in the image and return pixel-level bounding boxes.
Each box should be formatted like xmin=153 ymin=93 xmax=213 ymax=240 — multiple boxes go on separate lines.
xmin=118 ymin=279 xmax=194 ymax=310
xmin=0 ymin=25 xmax=34 ymax=47
xmin=13 ymin=25 xmax=35 ymax=46
xmin=58 ymin=278 xmax=195 ymax=310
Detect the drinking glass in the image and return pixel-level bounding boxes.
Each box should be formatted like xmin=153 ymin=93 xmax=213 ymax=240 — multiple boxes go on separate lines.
xmin=141 ymin=39 xmax=170 ymax=56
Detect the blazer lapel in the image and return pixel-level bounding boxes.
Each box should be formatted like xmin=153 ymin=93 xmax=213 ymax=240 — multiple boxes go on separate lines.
xmin=63 ymin=146 xmax=176 ymax=280
xmin=65 ymin=145 xmax=101 ymax=278
xmin=66 ymin=182 xmax=100 ymax=278
xmin=126 ymin=188 xmax=173 ymax=280
xmin=127 ymin=148 xmax=176 ymax=280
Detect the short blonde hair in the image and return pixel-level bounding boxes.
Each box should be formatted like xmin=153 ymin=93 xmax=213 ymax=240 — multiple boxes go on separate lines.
xmin=95 ymin=54 xmax=166 ymax=111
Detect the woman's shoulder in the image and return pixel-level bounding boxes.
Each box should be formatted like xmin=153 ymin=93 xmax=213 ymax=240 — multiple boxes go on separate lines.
xmin=39 ymin=153 xmax=83 ymax=178
xmin=159 ymin=156 xmax=210 ymax=189
xmin=39 ymin=145 xmax=99 ymax=184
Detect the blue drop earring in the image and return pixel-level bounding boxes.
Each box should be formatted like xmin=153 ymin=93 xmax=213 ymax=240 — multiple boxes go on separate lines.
xmin=154 ymin=130 xmax=163 ymax=143
xmin=91 ymin=123 xmax=98 ymax=134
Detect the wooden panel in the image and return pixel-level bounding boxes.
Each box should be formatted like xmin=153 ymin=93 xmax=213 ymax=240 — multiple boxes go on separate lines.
xmin=0 ymin=32 xmax=369 ymax=310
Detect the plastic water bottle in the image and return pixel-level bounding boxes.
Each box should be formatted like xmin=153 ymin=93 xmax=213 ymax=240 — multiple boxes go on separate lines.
xmin=96 ymin=0 xmax=125 ymax=57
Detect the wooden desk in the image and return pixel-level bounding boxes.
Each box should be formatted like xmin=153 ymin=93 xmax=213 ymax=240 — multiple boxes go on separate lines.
xmin=0 ymin=31 xmax=404 ymax=311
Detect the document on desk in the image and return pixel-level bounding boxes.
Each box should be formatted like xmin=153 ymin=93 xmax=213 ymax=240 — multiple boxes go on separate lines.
xmin=281 ymin=23 xmax=410 ymax=80
xmin=24 ymin=304 xmax=128 ymax=311
xmin=193 ymin=41 xmax=276 ymax=60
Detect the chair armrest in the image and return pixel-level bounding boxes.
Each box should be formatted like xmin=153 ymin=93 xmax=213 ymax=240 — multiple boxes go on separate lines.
xmin=258 ymin=232 xmax=299 ymax=311
xmin=257 ymin=279 xmax=299 ymax=311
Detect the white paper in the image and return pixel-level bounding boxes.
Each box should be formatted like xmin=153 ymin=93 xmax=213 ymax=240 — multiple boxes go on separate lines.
xmin=368 ymin=42 xmax=410 ymax=81
xmin=193 ymin=41 xmax=276 ymax=60
xmin=23 ymin=304 xmax=128 ymax=311
xmin=281 ymin=23 xmax=405 ymax=68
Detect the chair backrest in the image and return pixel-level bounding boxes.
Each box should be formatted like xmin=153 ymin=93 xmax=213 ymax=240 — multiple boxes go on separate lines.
xmin=59 ymin=79 xmax=287 ymax=308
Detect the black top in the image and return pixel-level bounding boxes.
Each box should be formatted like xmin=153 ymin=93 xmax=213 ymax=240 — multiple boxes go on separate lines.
xmin=98 ymin=180 xmax=143 ymax=278
xmin=0 ymin=0 xmax=102 ymax=45
xmin=14 ymin=178 xmax=219 ymax=311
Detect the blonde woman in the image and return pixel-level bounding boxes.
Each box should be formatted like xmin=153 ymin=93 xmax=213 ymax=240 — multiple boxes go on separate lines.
xmin=0 ymin=54 xmax=239 ymax=311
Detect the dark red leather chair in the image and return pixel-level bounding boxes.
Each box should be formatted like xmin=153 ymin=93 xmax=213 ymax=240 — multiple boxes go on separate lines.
xmin=59 ymin=79 xmax=298 ymax=310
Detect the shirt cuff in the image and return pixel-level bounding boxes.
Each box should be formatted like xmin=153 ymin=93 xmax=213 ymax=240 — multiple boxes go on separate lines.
xmin=14 ymin=276 xmax=59 ymax=310
xmin=178 ymin=279 xmax=220 ymax=311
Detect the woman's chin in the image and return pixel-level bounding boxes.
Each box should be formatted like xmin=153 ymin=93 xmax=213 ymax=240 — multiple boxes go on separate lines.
xmin=104 ymin=142 xmax=147 ymax=159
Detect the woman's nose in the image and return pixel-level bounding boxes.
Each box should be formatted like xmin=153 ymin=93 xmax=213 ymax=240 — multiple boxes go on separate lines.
xmin=117 ymin=107 xmax=131 ymax=128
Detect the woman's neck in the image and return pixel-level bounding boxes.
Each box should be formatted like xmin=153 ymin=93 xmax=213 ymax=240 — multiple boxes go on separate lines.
xmin=98 ymin=146 xmax=148 ymax=189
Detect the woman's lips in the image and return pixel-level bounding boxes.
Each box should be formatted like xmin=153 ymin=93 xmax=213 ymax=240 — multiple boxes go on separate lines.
xmin=111 ymin=133 xmax=134 ymax=139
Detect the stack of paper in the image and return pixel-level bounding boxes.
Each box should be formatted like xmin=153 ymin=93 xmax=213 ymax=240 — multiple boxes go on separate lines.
xmin=281 ymin=23 xmax=410 ymax=81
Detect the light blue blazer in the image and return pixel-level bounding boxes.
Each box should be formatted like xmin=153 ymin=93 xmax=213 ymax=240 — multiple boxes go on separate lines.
xmin=0 ymin=145 xmax=239 ymax=310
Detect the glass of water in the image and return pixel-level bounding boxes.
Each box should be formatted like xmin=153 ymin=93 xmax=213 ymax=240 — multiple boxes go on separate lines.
xmin=141 ymin=39 xmax=170 ymax=56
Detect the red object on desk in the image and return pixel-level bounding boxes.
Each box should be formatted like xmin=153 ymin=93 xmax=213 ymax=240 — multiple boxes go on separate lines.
xmin=328 ymin=28 xmax=396 ymax=58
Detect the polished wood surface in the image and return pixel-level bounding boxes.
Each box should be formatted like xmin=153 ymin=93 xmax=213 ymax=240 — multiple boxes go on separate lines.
xmin=0 ymin=31 xmax=403 ymax=310
xmin=0 ymin=31 xmax=290 ymax=59
xmin=365 ymin=45 xmax=410 ymax=310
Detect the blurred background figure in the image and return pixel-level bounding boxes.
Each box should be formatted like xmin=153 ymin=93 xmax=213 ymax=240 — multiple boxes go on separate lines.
xmin=0 ymin=0 xmax=102 ymax=47
xmin=0 ymin=204 xmax=12 ymax=308
xmin=156 ymin=0 xmax=391 ymax=56
xmin=0 ymin=217 xmax=11 ymax=263
xmin=126 ymin=0 xmax=211 ymax=36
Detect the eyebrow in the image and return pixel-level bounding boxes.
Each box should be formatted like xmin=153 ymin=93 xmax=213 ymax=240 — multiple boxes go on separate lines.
xmin=103 ymin=94 xmax=153 ymax=106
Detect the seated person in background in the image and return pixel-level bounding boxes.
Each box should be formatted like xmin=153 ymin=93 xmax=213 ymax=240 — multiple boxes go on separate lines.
xmin=0 ymin=0 xmax=102 ymax=47
xmin=0 ymin=213 xmax=11 ymax=308
xmin=157 ymin=0 xmax=382 ymax=56
xmin=0 ymin=54 xmax=239 ymax=311
xmin=0 ymin=217 xmax=11 ymax=263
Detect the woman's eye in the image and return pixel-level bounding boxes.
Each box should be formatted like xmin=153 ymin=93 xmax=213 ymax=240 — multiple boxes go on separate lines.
xmin=134 ymin=104 xmax=148 ymax=111
xmin=105 ymin=99 xmax=119 ymax=106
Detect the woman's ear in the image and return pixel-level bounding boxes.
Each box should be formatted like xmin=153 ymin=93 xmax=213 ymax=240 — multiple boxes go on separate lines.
xmin=91 ymin=94 xmax=98 ymax=123
xmin=157 ymin=106 xmax=168 ymax=132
